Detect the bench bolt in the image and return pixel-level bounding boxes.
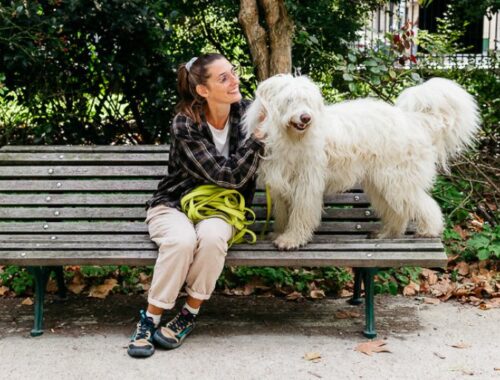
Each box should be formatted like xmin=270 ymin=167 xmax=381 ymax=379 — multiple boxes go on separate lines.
xmin=365 ymin=210 xmax=371 ymax=216
xmin=46 ymin=196 xmax=51 ymax=202
xmin=43 ymin=224 xmax=49 ymax=229
xmin=56 ymin=182 xmax=62 ymax=188
xmin=51 ymin=236 xmax=57 ymax=240
xmin=54 ymin=211 xmax=60 ymax=216
xmin=59 ymin=155 xmax=64 ymax=159
xmin=21 ymin=252 xmax=26 ymax=257
xmin=48 ymin=169 xmax=54 ymax=174
xmin=354 ymin=195 xmax=360 ymax=201
xmin=356 ymin=224 xmax=361 ymax=230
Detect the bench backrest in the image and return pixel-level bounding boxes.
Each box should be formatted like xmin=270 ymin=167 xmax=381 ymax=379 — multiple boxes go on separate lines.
xmin=0 ymin=145 xmax=384 ymax=239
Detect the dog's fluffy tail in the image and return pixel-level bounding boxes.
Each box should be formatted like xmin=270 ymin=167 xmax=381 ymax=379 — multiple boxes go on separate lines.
xmin=396 ymin=77 xmax=480 ymax=171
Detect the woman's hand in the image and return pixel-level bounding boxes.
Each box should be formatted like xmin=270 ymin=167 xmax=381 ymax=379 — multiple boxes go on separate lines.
xmin=253 ymin=111 xmax=267 ymax=140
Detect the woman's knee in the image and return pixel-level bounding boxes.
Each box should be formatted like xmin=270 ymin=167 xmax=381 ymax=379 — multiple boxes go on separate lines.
xmin=156 ymin=231 xmax=197 ymax=256
xmin=196 ymin=231 xmax=229 ymax=258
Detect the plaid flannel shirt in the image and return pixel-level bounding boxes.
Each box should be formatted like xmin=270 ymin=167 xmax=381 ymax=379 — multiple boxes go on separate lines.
xmin=146 ymin=99 xmax=264 ymax=210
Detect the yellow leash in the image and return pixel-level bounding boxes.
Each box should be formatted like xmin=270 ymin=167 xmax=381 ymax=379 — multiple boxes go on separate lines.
xmin=261 ymin=184 xmax=272 ymax=238
xmin=180 ymin=185 xmax=257 ymax=246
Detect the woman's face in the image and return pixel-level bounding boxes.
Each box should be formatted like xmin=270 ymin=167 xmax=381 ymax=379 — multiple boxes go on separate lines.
xmin=196 ymin=58 xmax=241 ymax=106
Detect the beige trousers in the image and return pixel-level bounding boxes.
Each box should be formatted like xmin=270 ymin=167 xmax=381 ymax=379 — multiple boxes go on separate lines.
xmin=145 ymin=205 xmax=233 ymax=310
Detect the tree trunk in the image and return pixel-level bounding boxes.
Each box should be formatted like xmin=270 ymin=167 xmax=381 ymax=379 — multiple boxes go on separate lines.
xmin=238 ymin=0 xmax=294 ymax=81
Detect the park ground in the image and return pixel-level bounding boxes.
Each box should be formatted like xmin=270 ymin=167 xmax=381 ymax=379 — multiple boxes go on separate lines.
xmin=0 ymin=294 xmax=499 ymax=380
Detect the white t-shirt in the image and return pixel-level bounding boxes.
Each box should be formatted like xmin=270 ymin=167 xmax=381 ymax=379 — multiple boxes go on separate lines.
xmin=207 ymin=119 xmax=230 ymax=158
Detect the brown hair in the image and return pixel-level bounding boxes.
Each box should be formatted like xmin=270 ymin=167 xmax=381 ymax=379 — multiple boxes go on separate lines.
xmin=175 ymin=53 xmax=225 ymax=124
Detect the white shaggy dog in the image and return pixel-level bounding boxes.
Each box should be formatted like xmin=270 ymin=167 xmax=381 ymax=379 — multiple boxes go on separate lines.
xmin=244 ymin=75 xmax=480 ymax=250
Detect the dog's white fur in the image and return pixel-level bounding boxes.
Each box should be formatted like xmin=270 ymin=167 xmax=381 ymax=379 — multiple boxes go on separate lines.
xmin=244 ymin=75 xmax=480 ymax=250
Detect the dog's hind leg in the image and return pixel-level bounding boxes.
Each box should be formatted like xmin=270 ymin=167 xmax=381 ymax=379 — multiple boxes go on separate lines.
xmin=411 ymin=190 xmax=444 ymax=237
xmin=364 ymin=185 xmax=409 ymax=239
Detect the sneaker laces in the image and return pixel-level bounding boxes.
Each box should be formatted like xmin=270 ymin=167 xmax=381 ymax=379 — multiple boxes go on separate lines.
xmin=167 ymin=308 xmax=195 ymax=334
xmin=134 ymin=310 xmax=155 ymax=341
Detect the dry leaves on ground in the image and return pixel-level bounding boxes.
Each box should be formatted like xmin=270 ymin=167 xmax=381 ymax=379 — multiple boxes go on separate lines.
xmin=286 ymin=291 xmax=304 ymax=301
xmin=67 ymin=271 xmax=86 ymax=295
xmin=334 ymin=309 xmax=361 ymax=319
xmin=304 ymin=352 xmax=322 ymax=362
xmin=355 ymin=340 xmax=391 ymax=356
xmin=21 ymin=297 xmax=33 ymax=306
xmin=450 ymin=342 xmax=471 ymax=349
xmin=423 ymin=297 xmax=441 ymax=305
xmin=0 ymin=286 xmax=9 ymax=296
xmin=88 ymin=278 xmax=118 ymax=299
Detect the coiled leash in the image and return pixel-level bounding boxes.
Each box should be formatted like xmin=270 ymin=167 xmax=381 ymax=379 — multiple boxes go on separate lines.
xmin=181 ymin=184 xmax=258 ymax=247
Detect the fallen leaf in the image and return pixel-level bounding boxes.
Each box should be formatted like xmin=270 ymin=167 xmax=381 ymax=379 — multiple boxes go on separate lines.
xmin=340 ymin=289 xmax=353 ymax=298
xmin=334 ymin=310 xmax=361 ymax=319
xmin=355 ymin=340 xmax=391 ymax=356
xmin=67 ymin=283 xmax=85 ymax=295
xmin=453 ymin=225 xmax=468 ymax=240
xmin=479 ymin=303 xmax=492 ymax=310
xmin=243 ymin=283 xmax=255 ymax=296
xmin=310 ymin=289 xmax=325 ymax=299
xmin=421 ymin=268 xmax=438 ymax=285
xmin=451 ymin=342 xmax=471 ymax=349
xmin=21 ymin=297 xmax=33 ymax=306
xmin=138 ymin=272 xmax=150 ymax=284
xmin=455 ymin=262 xmax=470 ymax=276
xmin=46 ymin=278 xmax=59 ymax=293
xmin=403 ymin=281 xmax=420 ymax=296
xmin=0 ymin=286 xmax=9 ymax=296
xmin=304 ymin=352 xmax=321 ymax=362
xmin=423 ymin=297 xmax=440 ymax=305
xmin=433 ymin=352 xmax=446 ymax=359
xmin=88 ymin=278 xmax=118 ymax=299
xmin=453 ymin=287 xmax=470 ymax=297
xmin=286 ymin=291 xmax=303 ymax=301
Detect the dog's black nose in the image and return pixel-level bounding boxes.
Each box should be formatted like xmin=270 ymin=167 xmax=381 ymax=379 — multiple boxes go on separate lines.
xmin=300 ymin=114 xmax=311 ymax=124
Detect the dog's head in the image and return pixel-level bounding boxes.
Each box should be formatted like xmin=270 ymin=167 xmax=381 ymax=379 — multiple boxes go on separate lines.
xmin=244 ymin=74 xmax=324 ymax=139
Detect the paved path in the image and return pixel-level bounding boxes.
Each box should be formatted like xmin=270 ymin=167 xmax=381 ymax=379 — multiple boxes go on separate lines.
xmin=0 ymin=294 xmax=498 ymax=379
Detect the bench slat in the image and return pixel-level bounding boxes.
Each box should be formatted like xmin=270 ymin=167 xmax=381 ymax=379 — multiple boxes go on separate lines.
xmin=0 ymin=249 xmax=448 ymax=267
xmin=0 ymin=153 xmax=169 ymax=164
xmin=0 ymin=166 xmax=168 ymax=177
xmin=0 ymin=207 xmax=377 ymax=221
xmin=0 ymin=193 xmax=369 ymax=206
xmin=0 ymin=233 xmax=379 ymax=242
xmin=1 ymin=146 xmax=169 ymax=153
xmin=0 ymin=180 xmax=160 ymax=191
xmin=0 ymin=221 xmax=382 ymax=233
xmin=0 ymin=240 xmax=443 ymax=251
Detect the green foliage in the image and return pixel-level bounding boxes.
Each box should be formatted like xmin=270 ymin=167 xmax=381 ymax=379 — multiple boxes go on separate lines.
xmin=0 ymin=0 xmax=178 ymax=144
xmin=465 ymin=225 xmax=500 ymax=261
xmin=321 ymin=22 xmax=422 ymax=103
xmin=219 ymin=266 xmax=352 ymax=295
xmin=375 ymin=267 xmax=421 ymax=295
xmin=0 ymin=266 xmax=33 ymax=294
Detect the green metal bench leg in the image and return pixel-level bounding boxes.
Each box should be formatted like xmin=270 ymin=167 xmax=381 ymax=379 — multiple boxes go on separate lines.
xmin=27 ymin=266 xmax=51 ymax=337
xmin=362 ymin=268 xmax=378 ymax=339
xmin=348 ymin=268 xmax=363 ymax=305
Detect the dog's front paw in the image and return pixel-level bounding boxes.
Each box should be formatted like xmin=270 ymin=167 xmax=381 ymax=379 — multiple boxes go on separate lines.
xmin=273 ymin=234 xmax=304 ymax=251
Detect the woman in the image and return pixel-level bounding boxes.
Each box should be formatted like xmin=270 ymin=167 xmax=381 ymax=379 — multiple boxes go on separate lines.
xmin=128 ymin=53 xmax=265 ymax=358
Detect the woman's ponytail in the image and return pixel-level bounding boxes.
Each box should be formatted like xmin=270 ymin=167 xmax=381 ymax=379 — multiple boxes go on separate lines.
xmin=175 ymin=53 xmax=225 ymax=124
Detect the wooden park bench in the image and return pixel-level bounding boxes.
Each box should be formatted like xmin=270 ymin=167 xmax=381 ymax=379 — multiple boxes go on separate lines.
xmin=0 ymin=145 xmax=448 ymax=338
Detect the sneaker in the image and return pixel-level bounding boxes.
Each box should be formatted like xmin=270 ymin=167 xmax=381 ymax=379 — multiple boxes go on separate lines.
xmin=127 ymin=310 xmax=157 ymax=358
xmin=153 ymin=307 xmax=196 ymax=349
